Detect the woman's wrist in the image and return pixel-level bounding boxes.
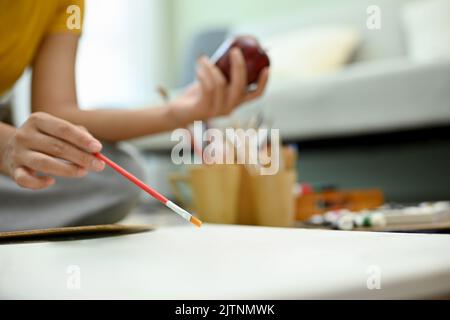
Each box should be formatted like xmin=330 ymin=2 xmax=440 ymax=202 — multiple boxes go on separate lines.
xmin=167 ymin=100 xmax=197 ymax=128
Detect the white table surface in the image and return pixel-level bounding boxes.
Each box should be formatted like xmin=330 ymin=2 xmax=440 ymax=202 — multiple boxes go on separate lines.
xmin=1 ymin=224 xmax=449 ymax=299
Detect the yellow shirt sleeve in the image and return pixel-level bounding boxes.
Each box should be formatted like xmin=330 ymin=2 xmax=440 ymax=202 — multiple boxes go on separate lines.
xmin=47 ymin=0 xmax=85 ymax=35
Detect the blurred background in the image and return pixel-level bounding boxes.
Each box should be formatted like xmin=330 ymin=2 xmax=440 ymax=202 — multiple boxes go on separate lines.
xmin=10 ymin=0 xmax=450 ymax=210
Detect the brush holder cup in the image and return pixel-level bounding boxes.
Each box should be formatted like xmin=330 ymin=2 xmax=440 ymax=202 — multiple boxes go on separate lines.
xmin=170 ymin=165 xmax=242 ymax=224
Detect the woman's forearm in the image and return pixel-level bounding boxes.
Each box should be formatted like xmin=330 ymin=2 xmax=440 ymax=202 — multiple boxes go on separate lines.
xmin=40 ymin=104 xmax=191 ymax=142
xmin=31 ymin=33 xmax=268 ymax=144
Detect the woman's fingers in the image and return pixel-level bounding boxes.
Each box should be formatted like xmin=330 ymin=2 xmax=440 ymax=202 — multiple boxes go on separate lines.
xmin=4 ymin=112 xmax=105 ymax=190
xmin=197 ymin=60 xmax=215 ymax=112
xmin=189 ymin=52 xmax=269 ymax=121
xmin=20 ymin=150 xmax=88 ymax=178
xmin=227 ymin=48 xmax=247 ymax=111
xmin=27 ymin=132 xmax=105 ymax=172
xmin=205 ymin=60 xmax=227 ymax=116
xmin=13 ymin=167 xmax=55 ymax=190
xmin=243 ymin=67 xmax=270 ymax=103
xmin=30 ymin=112 xmax=102 ymax=153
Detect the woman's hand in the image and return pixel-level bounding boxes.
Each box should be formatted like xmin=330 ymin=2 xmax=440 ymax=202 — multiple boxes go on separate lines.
xmin=170 ymin=48 xmax=269 ymax=123
xmin=1 ymin=112 xmax=105 ymax=190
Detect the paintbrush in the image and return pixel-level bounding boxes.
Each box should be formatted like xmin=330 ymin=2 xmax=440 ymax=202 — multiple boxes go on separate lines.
xmin=95 ymin=153 xmax=202 ymax=228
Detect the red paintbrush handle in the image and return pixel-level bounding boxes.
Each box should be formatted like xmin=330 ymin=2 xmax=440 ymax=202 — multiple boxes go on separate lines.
xmin=94 ymin=153 xmax=168 ymax=204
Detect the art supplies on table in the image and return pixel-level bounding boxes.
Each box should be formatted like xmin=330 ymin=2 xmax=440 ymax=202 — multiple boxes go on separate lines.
xmin=169 ymin=115 xmax=299 ymax=228
xmin=296 ymin=188 xmax=384 ymax=221
xmin=304 ymin=201 xmax=450 ymax=232
xmin=170 ymin=146 xmax=298 ymax=227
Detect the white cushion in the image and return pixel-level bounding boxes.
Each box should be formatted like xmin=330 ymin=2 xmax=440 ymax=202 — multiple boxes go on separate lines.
xmin=402 ymin=0 xmax=450 ymax=61
xmin=263 ymin=26 xmax=361 ymax=80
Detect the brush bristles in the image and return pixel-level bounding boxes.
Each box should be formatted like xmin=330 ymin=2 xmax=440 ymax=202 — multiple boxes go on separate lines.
xmin=190 ymin=216 xmax=203 ymax=228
